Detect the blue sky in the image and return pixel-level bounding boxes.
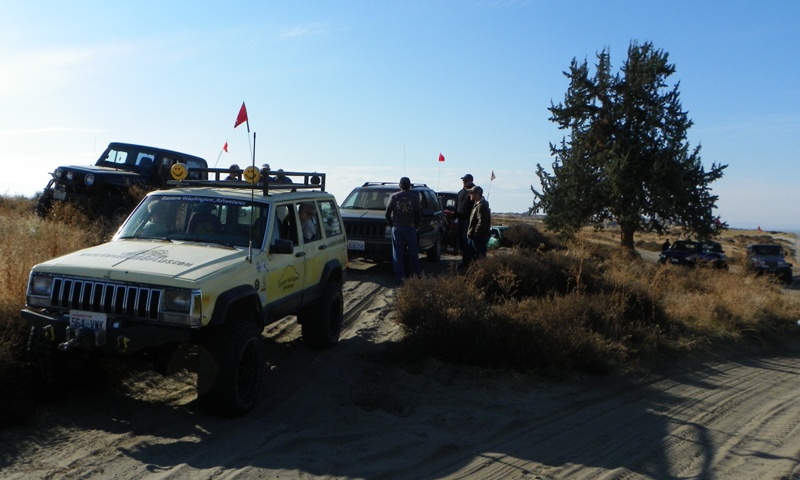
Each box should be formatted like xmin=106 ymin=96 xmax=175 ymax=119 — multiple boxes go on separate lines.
xmin=1 ymin=1 xmax=798 ymax=230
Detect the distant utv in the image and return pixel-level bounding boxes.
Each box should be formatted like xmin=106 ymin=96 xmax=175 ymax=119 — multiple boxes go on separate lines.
xmin=36 ymin=142 xmax=208 ymax=224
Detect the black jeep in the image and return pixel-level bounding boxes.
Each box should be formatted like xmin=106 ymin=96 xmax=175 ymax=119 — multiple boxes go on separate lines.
xmin=659 ymin=239 xmax=728 ymax=269
xmin=36 ymin=142 xmax=208 ymax=223
xmin=746 ymin=244 xmax=793 ymax=284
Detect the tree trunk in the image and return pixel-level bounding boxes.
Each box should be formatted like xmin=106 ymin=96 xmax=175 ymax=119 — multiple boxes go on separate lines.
xmin=620 ymin=226 xmax=636 ymax=251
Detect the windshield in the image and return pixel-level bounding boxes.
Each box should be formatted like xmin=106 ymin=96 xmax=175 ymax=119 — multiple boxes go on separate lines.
xmin=341 ymin=188 xmax=392 ymax=210
xmin=116 ymin=195 xmax=269 ymax=248
xmin=752 ymin=245 xmax=783 ymax=256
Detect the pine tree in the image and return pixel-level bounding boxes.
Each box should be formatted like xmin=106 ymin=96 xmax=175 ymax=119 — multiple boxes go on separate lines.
xmin=532 ymin=41 xmax=727 ymax=250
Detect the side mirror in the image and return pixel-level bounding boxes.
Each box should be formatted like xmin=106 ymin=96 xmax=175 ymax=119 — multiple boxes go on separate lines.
xmin=270 ymin=238 xmax=294 ymax=254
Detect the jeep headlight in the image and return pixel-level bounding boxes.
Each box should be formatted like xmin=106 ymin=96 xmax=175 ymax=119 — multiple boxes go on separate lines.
xmin=84 ymin=173 xmax=95 ymax=186
xmin=66 ymin=171 xmax=75 ymax=181
xmin=27 ymin=274 xmax=54 ymax=307
xmin=161 ymin=289 xmax=202 ymax=326
xmin=54 ymin=168 xmax=64 ymax=179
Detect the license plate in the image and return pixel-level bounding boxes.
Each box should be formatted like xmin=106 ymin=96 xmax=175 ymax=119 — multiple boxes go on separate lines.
xmin=348 ymin=239 xmax=365 ymax=251
xmin=53 ymin=189 xmax=67 ymax=200
xmin=69 ymin=310 xmax=107 ymax=332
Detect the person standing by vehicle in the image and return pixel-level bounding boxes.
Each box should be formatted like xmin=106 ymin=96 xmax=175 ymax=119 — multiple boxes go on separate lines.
xmin=385 ymin=177 xmax=422 ymax=285
xmin=456 ymin=173 xmax=475 ymax=265
xmin=466 ymin=185 xmax=491 ymax=263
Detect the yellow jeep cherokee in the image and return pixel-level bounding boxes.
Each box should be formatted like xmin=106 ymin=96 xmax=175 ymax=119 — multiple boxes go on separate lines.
xmin=22 ymin=166 xmax=347 ymax=417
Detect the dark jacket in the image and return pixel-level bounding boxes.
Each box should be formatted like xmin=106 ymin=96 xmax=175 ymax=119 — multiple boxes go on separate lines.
xmin=456 ymin=186 xmax=473 ymax=221
xmin=467 ymin=198 xmax=491 ymax=239
xmin=385 ymin=189 xmax=421 ymax=228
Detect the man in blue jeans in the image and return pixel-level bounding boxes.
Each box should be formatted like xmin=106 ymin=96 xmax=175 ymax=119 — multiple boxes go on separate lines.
xmin=385 ymin=177 xmax=422 ymax=285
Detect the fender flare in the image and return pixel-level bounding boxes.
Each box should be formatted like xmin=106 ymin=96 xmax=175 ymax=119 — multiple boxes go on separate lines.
xmin=208 ymin=285 xmax=262 ymax=326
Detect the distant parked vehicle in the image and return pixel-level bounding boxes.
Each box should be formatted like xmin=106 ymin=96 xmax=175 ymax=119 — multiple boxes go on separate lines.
xmin=746 ymin=244 xmax=793 ymax=284
xmin=659 ymin=239 xmax=728 ymax=269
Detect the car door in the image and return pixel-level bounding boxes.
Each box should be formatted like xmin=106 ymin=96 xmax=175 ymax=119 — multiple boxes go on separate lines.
xmin=264 ymin=202 xmax=304 ymax=319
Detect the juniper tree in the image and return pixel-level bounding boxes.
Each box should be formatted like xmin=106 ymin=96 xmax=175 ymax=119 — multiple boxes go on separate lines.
xmin=532 ymin=41 xmax=726 ymax=250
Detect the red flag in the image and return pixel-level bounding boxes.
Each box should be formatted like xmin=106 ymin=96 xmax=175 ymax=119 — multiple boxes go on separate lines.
xmin=234 ymin=102 xmax=248 ymax=129
xmin=490 ymin=170 xmax=496 ymax=181
xmin=222 ymin=141 xmax=228 ymax=153
xmin=438 ymin=153 xmax=445 ymax=162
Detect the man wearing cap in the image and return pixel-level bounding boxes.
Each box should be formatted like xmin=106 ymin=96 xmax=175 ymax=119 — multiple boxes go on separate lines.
xmin=466 ymin=185 xmax=491 ymax=263
xmin=385 ymin=177 xmax=422 ymax=284
xmin=456 ymin=173 xmax=475 ymax=265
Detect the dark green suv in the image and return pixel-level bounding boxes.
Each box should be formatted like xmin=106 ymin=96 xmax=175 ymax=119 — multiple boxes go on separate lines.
xmin=340 ymin=181 xmax=445 ymax=262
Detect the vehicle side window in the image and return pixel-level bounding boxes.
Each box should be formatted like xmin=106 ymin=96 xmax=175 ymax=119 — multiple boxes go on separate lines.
xmin=418 ymin=191 xmax=434 ymax=210
xmin=185 ymin=158 xmax=207 ymax=180
xmin=296 ymin=202 xmax=321 ymax=243
xmin=136 ymin=154 xmax=155 ymax=171
xmin=272 ymin=204 xmax=292 ymax=246
xmin=426 ymin=191 xmax=439 ymax=211
xmin=318 ymin=200 xmax=343 ymax=238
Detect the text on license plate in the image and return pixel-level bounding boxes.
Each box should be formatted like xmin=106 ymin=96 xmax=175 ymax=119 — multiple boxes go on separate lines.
xmin=53 ymin=189 xmax=67 ymax=200
xmin=69 ymin=310 xmax=107 ymax=332
xmin=348 ymin=240 xmax=365 ymax=251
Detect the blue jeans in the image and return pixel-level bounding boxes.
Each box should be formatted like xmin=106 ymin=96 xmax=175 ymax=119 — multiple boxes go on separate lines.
xmin=391 ymin=226 xmax=422 ymax=283
xmin=467 ymin=235 xmax=488 ymax=263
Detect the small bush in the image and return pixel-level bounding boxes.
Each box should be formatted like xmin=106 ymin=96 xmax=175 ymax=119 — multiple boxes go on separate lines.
xmin=503 ymin=223 xmax=559 ymax=251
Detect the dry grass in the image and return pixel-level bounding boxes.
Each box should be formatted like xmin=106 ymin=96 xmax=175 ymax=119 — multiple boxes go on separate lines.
xmin=395 ymin=220 xmax=800 ymax=375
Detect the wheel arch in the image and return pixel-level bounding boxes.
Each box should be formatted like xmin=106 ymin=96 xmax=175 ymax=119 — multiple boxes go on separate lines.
xmin=208 ymin=285 xmax=263 ymax=327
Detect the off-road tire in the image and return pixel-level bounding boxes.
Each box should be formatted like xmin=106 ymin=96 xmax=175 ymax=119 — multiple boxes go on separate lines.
xmin=35 ymin=195 xmax=52 ymax=218
xmin=197 ymin=320 xmax=264 ymax=417
xmin=98 ymin=196 xmax=131 ymax=225
xmin=426 ymin=235 xmax=442 ymax=262
xmin=299 ymin=280 xmax=343 ymax=349
xmin=781 ymin=271 xmax=793 ymax=285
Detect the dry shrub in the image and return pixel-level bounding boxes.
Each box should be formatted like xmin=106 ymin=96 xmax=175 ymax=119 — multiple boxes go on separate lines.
xmin=465 ymin=248 xmax=603 ymax=301
xmin=503 ymin=223 xmax=559 ymax=251
xmin=0 ymin=195 xmax=36 ymax=216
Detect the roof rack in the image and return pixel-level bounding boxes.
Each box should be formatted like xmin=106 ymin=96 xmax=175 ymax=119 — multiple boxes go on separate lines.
xmin=161 ymin=165 xmax=326 ymax=195
xmin=361 ymin=181 xmax=428 ymax=188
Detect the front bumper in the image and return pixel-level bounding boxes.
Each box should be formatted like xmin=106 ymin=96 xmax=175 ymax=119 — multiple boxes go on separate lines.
xmin=22 ymin=308 xmax=192 ymax=355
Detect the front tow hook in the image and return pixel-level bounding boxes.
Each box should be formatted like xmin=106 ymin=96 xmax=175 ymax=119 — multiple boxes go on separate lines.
xmin=58 ymin=336 xmax=81 ymax=352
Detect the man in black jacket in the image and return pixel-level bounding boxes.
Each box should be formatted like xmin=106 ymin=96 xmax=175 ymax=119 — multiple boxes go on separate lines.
xmin=455 ymin=173 xmax=475 ymax=265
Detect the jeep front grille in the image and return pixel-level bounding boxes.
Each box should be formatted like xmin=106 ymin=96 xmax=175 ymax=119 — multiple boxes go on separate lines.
xmin=50 ymin=277 xmax=162 ymax=321
xmin=345 ymin=222 xmax=387 ymax=238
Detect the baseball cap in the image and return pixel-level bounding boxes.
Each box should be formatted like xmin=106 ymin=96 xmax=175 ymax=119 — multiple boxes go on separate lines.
xmin=461 ymin=173 xmax=474 ymax=181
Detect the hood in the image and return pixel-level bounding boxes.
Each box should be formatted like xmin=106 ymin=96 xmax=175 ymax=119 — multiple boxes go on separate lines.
xmin=62 ymin=164 xmax=145 ymax=177
xmin=340 ymin=209 xmax=386 ymax=220
xmin=32 ymin=240 xmax=247 ymax=284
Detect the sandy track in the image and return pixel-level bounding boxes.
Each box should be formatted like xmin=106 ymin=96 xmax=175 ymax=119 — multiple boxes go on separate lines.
xmin=1 ymin=255 xmax=799 ymax=480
